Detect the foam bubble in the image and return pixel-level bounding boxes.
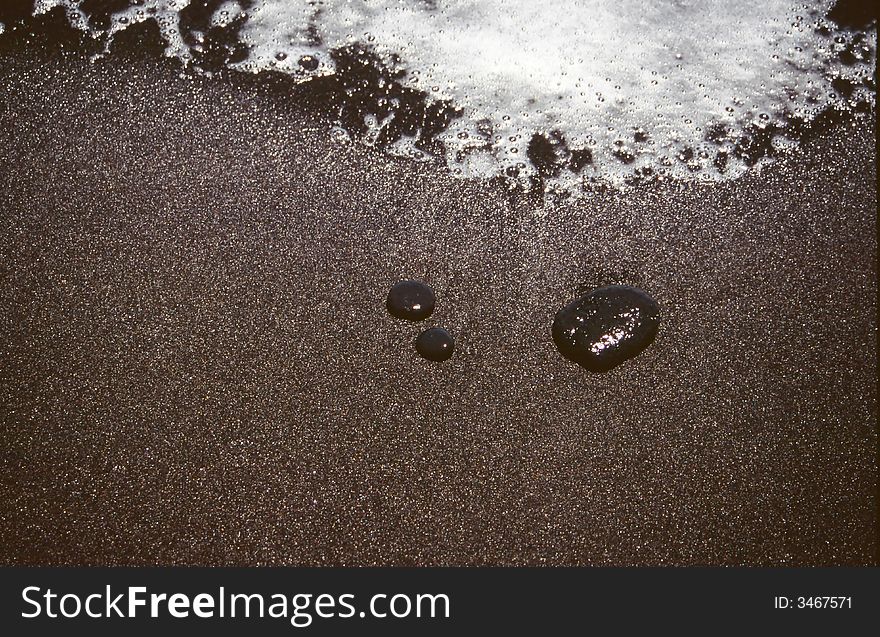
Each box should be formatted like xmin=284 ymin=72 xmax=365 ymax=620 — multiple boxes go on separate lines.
xmin=27 ymin=1 xmax=877 ymax=187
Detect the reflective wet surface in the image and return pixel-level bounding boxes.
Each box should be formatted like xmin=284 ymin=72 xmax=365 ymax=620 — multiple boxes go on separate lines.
xmin=552 ymin=286 xmax=660 ymax=372
xmin=0 ymin=30 xmax=875 ymax=566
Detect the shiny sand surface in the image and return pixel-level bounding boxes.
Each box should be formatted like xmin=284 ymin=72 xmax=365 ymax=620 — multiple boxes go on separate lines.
xmin=0 ymin=41 xmax=876 ymax=565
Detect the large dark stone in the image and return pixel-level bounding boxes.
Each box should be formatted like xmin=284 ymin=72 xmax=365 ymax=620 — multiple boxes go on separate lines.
xmin=552 ymin=285 xmax=660 ymax=372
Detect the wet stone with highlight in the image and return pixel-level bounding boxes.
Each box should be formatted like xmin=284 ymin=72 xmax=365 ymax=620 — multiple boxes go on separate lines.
xmin=386 ymin=280 xmax=436 ymax=321
xmin=415 ymin=327 xmax=454 ymax=362
xmin=552 ymin=285 xmax=660 ymax=372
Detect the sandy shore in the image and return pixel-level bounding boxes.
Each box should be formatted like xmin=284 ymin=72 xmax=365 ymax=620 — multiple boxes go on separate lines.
xmin=0 ymin=27 xmax=876 ymax=565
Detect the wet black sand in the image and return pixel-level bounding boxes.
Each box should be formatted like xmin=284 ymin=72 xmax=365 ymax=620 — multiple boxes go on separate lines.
xmin=0 ymin=35 xmax=876 ymax=566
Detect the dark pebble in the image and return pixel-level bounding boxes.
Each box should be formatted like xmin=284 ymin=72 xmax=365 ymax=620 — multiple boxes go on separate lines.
xmin=386 ymin=280 xmax=436 ymax=321
xmin=552 ymin=285 xmax=660 ymax=372
xmin=415 ymin=327 xmax=455 ymax=362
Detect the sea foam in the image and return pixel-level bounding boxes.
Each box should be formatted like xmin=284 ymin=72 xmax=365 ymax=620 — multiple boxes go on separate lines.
xmin=29 ymin=0 xmax=877 ymax=187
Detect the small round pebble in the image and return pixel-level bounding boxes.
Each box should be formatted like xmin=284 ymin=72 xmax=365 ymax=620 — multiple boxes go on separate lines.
xmin=552 ymin=285 xmax=660 ymax=372
xmin=386 ymin=280 xmax=436 ymax=321
xmin=415 ymin=327 xmax=455 ymax=362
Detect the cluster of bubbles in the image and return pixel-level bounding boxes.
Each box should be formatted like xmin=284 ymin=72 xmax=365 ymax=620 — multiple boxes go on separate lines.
xmin=24 ymin=0 xmax=877 ymax=189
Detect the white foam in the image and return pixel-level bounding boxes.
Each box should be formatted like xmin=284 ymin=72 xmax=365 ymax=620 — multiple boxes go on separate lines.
xmin=31 ymin=0 xmax=877 ymax=186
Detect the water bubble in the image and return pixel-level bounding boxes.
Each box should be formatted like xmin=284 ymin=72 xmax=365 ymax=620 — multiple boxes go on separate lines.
xmin=298 ymin=55 xmax=319 ymax=71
